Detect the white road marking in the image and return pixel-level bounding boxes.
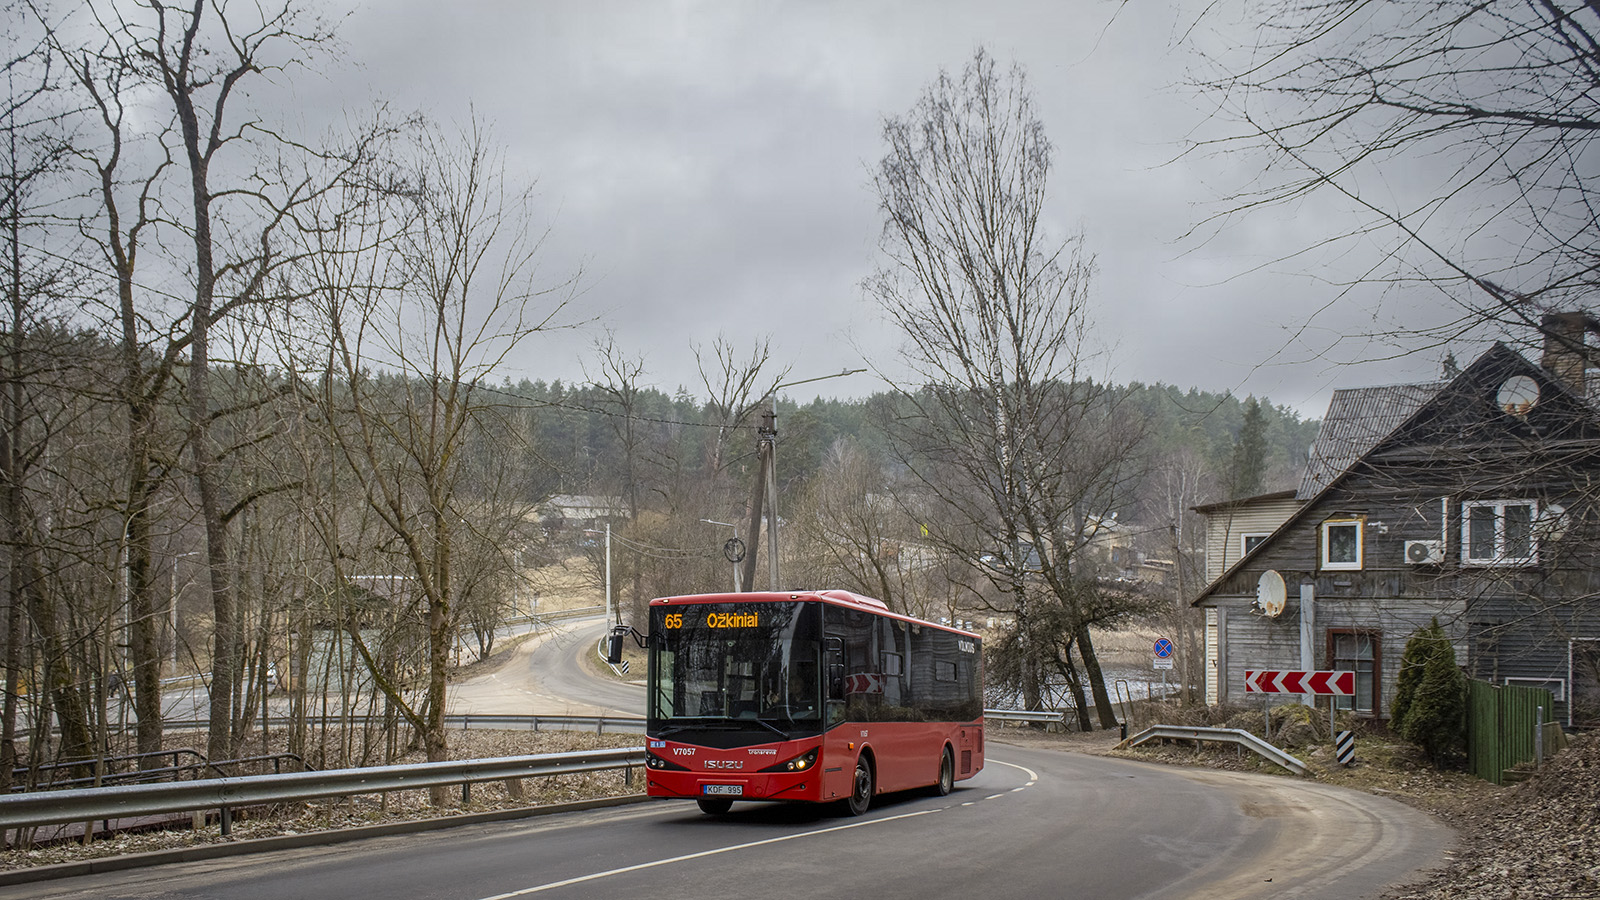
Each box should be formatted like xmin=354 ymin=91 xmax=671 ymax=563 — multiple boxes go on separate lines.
xmin=473 ymin=756 xmax=1040 ymax=899
xmin=473 ymin=809 xmax=940 ymax=898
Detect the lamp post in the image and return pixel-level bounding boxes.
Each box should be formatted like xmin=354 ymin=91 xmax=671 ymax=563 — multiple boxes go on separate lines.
xmin=700 ymin=519 xmax=741 ymax=592
xmin=584 ymin=525 xmax=613 ymax=625
xmin=170 ymin=550 xmax=199 ymax=675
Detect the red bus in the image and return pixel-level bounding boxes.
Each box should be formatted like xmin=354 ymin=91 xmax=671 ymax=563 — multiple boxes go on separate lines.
xmin=633 ymin=590 xmax=983 ymax=815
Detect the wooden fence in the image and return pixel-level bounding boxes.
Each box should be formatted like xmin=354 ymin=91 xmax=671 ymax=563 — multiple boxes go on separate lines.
xmin=1467 ymin=679 xmax=1556 ymax=784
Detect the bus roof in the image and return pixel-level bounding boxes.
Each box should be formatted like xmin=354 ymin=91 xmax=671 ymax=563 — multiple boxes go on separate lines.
xmin=648 ymin=590 xmax=978 ymax=638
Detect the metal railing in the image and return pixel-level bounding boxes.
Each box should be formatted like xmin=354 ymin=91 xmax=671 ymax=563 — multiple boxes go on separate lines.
xmin=1118 ymin=724 xmax=1308 ymax=775
xmin=159 ymin=714 xmax=646 ymax=735
xmin=0 ymin=746 xmax=645 ymax=837
xmin=984 ymin=708 xmax=1066 ymax=725
xmin=11 ymin=751 xmax=310 ymax=793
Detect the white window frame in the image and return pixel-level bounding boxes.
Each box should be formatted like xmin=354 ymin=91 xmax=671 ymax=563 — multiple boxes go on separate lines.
xmin=1460 ymin=500 xmax=1538 ymax=566
xmin=1240 ymin=533 xmax=1269 ymax=558
xmin=1504 ymin=677 xmax=1565 ymax=702
xmin=1320 ymin=519 xmax=1363 ymax=571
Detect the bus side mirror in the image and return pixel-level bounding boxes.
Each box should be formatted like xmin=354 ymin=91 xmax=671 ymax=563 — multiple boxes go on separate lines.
xmin=606 ymin=624 xmax=647 ymax=664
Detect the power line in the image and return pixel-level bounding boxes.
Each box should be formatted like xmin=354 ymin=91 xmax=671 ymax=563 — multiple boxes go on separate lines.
xmin=474 ymin=381 xmax=766 ymax=431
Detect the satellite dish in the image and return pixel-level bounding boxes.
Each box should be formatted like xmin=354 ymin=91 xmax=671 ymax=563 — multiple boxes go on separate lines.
xmin=1256 ymin=570 xmax=1287 ymax=618
xmin=1497 ymin=375 xmax=1540 ymax=416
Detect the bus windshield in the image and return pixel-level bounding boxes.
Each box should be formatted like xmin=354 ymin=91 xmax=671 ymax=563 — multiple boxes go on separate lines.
xmin=650 ymin=601 xmax=822 ymax=738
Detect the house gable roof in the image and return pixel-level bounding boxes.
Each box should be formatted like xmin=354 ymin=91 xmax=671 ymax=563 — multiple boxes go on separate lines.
xmin=1297 ymin=383 xmax=1444 ymax=499
xmin=1192 ymin=342 xmax=1600 ymax=606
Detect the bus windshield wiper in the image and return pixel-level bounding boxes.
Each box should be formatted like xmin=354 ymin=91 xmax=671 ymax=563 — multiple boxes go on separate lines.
xmin=749 ymin=716 xmax=789 ymax=738
xmin=657 ymin=719 xmax=739 ymax=737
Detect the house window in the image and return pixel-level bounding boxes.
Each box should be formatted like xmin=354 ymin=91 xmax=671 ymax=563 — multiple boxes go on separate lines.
xmin=1461 ymin=500 xmax=1537 ymax=565
xmin=1329 ymin=630 xmax=1380 ymax=715
xmin=1320 ymin=519 xmax=1362 ymax=571
xmin=1241 ymin=533 xmax=1269 ymax=557
xmin=1504 ymin=677 xmax=1565 ymax=702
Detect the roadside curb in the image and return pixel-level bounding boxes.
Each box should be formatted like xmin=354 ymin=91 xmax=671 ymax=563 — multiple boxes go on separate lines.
xmin=0 ymin=793 xmax=652 ymax=886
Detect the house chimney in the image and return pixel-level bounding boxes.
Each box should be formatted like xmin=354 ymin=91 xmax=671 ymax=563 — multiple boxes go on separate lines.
xmin=1540 ymin=311 xmax=1590 ymax=396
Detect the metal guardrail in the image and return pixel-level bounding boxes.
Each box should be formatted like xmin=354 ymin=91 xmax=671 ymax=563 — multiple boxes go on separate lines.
xmin=537 ymin=606 xmax=605 ymax=622
xmin=1118 ymin=724 xmax=1308 ymax=776
xmin=160 ymin=714 xmax=646 ymax=735
xmin=0 ymin=746 xmax=646 ymax=834
xmin=984 ymin=708 xmax=1066 ymax=724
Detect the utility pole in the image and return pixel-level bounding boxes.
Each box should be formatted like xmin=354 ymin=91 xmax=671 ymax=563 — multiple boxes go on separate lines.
xmin=761 ymin=408 xmax=779 ymax=591
xmin=741 ymin=435 xmax=768 ymax=592
xmin=738 ymin=368 xmax=867 ymax=592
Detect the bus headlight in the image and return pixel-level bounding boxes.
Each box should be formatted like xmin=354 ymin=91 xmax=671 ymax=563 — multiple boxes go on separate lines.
xmin=647 ymin=752 xmax=689 ymax=771
xmin=760 ymin=748 xmax=818 ymax=773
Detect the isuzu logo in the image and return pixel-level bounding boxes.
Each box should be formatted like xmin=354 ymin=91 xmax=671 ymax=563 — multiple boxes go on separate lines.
xmin=705 ymin=760 xmax=744 ymax=769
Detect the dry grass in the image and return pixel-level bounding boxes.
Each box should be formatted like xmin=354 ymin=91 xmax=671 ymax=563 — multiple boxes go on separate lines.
xmin=528 ymin=555 xmax=603 ymax=613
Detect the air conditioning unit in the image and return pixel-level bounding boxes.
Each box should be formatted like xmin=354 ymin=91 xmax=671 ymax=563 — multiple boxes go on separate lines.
xmin=1405 ymin=539 xmax=1445 ymax=564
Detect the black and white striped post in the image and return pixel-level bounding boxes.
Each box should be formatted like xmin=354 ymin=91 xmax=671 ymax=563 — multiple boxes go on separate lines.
xmin=1335 ymin=730 xmax=1356 ymax=766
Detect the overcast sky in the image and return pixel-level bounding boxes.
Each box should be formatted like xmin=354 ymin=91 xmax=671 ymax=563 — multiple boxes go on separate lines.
xmin=291 ymin=0 xmax=1480 ymax=418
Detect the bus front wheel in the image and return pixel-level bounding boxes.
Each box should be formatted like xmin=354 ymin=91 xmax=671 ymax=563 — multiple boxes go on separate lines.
xmin=696 ymin=797 xmax=733 ymax=815
xmin=846 ymin=756 xmax=874 ymax=816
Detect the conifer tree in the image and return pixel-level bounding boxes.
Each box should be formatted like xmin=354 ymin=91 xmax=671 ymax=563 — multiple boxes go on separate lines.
xmin=1393 ymin=620 xmax=1467 ymax=766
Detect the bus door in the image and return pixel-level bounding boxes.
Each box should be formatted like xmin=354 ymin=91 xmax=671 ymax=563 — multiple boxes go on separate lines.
xmin=821 ymin=635 xmax=855 ymax=801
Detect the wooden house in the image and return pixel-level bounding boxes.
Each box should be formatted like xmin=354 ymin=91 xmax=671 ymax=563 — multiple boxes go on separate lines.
xmin=1193 ymin=322 xmax=1600 ymax=727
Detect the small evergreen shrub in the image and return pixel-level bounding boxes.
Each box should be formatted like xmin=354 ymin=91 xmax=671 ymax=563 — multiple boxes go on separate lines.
xmin=1392 ymin=619 xmax=1467 ymax=766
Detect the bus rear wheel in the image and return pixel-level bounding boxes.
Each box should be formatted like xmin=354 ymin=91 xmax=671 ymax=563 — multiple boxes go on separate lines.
xmin=932 ymin=747 xmax=954 ymax=796
xmin=846 ymin=757 xmax=874 ymax=816
xmin=696 ymin=797 xmax=733 ymax=815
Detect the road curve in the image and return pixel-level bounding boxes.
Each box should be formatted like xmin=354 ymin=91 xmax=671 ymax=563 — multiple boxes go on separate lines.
xmin=0 ymin=742 xmax=1450 ymax=900
xmin=449 ymin=617 xmax=644 ymax=717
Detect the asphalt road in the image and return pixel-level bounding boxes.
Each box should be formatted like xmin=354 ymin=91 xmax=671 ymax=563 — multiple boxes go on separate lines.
xmin=449 ymin=617 xmax=645 ymax=717
xmin=154 ymin=615 xmax=642 ymax=723
xmin=0 ymin=743 xmax=1450 ymax=900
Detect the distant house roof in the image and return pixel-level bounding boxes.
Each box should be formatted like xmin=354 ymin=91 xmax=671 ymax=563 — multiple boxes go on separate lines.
xmin=542 ymin=495 xmax=627 ymax=520
xmin=1295 ymin=382 xmax=1446 ymax=500
xmin=1192 ymin=489 xmax=1298 ymax=515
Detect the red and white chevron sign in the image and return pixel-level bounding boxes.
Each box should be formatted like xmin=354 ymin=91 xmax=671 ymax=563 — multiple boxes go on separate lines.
xmin=1243 ymin=669 xmax=1355 ymax=695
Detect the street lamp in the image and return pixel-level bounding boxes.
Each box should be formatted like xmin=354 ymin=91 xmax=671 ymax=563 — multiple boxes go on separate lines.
xmin=700 ymin=519 xmax=742 ymax=592
xmin=170 ymin=550 xmax=199 ymax=675
xmin=583 ymin=525 xmax=613 ymax=625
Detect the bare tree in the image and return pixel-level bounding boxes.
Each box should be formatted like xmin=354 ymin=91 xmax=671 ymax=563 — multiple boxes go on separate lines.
xmin=0 ymin=3 xmax=75 ymax=783
xmin=869 ymin=48 xmax=1148 ymax=727
xmin=788 ymin=438 xmax=915 ymax=610
xmin=298 ymin=117 xmax=574 ymax=778
xmin=693 ymin=335 xmax=787 ymax=591
xmin=46 ymin=0 xmax=362 ymax=762
xmin=1191 ymin=0 xmax=1600 ymax=354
